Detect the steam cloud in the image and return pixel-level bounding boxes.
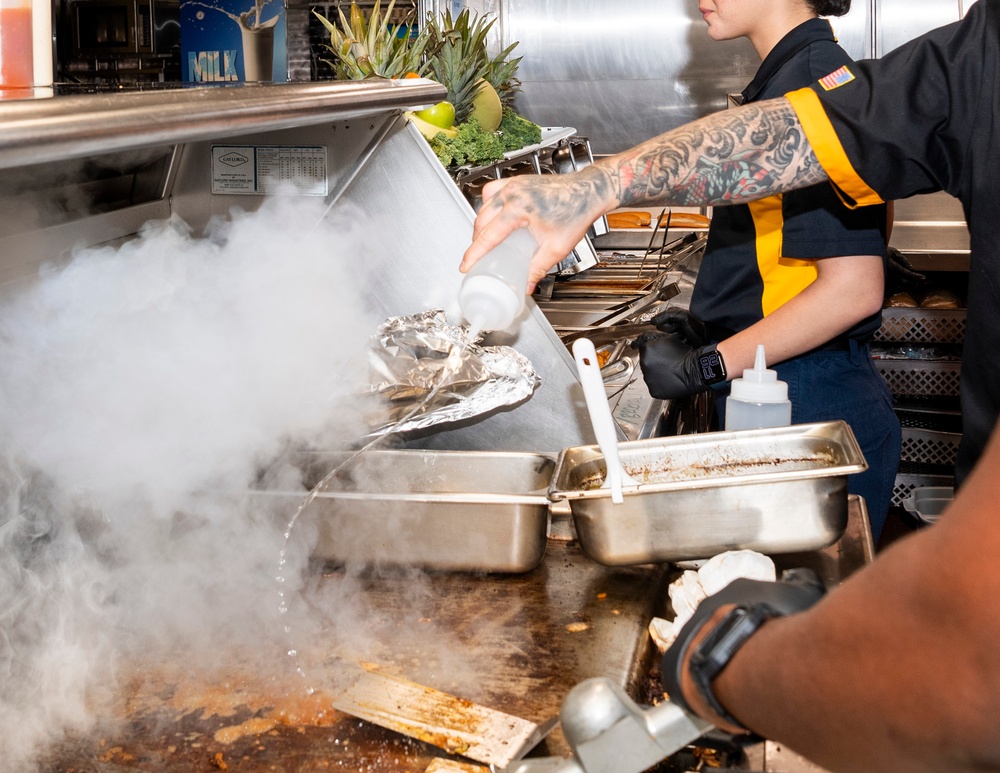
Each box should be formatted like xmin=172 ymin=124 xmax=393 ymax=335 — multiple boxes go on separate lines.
xmin=0 ymin=196 xmax=389 ymax=767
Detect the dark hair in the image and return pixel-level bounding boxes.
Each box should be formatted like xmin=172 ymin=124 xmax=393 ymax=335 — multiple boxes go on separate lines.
xmin=807 ymin=0 xmax=851 ymax=16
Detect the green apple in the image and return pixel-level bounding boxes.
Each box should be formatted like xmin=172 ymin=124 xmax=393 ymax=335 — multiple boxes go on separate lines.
xmin=405 ymin=112 xmax=458 ymax=140
xmin=415 ymin=101 xmax=456 ymax=130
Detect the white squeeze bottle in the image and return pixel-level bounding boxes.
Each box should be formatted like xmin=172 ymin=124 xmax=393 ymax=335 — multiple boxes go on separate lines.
xmin=724 ymin=345 xmax=792 ymax=431
xmin=459 ymin=228 xmax=537 ymax=337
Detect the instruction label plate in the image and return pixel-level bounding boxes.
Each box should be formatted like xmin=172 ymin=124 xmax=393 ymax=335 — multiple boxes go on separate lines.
xmin=211 ymin=145 xmax=328 ymax=196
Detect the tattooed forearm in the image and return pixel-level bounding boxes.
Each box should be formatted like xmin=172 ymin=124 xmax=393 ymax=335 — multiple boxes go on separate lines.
xmin=464 ymin=95 xmax=834 ymax=280
xmin=598 ymin=97 xmax=828 ymax=208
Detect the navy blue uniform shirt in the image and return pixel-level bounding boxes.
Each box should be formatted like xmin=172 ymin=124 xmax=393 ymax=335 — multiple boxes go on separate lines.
xmin=691 ymin=18 xmax=887 ymax=342
xmin=788 ymin=1 xmax=999 ymax=484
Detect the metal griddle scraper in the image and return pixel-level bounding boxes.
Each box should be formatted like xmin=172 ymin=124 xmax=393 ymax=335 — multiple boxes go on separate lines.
xmin=333 ymin=669 xmax=556 ymax=768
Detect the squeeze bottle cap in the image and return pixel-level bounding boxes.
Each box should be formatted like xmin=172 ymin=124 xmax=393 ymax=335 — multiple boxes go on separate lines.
xmin=458 ymin=274 xmax=522 ymax=334
xmin=729 ymin=345 xmax=788 ymax=403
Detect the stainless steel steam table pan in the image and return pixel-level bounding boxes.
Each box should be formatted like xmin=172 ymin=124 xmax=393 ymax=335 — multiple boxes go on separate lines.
xmin=548 ymin=421 xmax=867 ymax=566
xmin=264 ymin=449 xmax=555 ymax=573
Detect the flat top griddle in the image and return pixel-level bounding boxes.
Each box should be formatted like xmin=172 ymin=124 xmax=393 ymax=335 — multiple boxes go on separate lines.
xmin=39 ymin=539 xmax=668 ymax=772
xmin=39 ymin=501 xmax=871 ymax=772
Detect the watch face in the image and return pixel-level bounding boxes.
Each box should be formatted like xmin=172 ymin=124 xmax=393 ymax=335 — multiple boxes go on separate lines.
xmin=698 ymin=349 xmax=726 ymax=384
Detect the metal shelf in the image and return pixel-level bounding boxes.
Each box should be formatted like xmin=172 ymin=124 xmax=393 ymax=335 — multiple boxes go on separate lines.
xmin=874 ymin=307 xmax=966 ymax=345
xmin=901 ymin=251 xmax=970 ymax=272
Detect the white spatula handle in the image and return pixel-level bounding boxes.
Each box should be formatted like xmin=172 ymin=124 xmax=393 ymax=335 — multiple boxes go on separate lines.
xmin=573 ymin=337 xmax=626 ymax=504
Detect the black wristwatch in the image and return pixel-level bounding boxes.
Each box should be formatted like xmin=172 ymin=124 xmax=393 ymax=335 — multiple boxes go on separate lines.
xmin=662 ymin=571 xmax=826 ymax=737
xmin=697 ymin=344 xmax=727 ymax=386
xmin=688 ymin=603 xmax=781 ymax=733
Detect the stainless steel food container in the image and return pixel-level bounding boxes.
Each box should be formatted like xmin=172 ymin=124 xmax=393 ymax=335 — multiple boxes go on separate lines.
xmin=271 ymin=450 xmax=555 ymax=573
xmin=548 ymin=421 xmax=867 ymax=566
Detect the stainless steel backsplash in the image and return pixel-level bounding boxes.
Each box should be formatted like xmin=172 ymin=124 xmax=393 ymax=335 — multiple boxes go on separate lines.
xmin=435 ymin=0 xmax=972 ymax=155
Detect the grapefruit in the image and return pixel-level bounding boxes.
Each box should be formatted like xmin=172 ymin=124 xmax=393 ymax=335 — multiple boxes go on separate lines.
xmin=470 ymin=80 xmax=503 ymax=133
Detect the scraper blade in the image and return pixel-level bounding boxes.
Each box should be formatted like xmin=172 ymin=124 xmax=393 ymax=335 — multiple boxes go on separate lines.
xmin=332 ymin=669 xmax=554 ymax=768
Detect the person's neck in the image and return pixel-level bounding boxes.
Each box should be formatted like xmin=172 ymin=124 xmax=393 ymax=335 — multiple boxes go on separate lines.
xmin=749 ymin=10 xmax=818 ymax=60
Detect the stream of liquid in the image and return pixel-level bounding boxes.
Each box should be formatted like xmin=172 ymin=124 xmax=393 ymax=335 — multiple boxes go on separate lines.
xmin=275 ymin=336 xmax=471 ymax=698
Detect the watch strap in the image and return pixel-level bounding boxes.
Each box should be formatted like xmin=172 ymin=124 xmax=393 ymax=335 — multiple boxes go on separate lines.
xmin=661 ymin=573 xmax=826 ymax=737
xmin=688 ymin=603 xmax=780 ymax=733
xmin=697 ymin=344 xmax=727 ymax=386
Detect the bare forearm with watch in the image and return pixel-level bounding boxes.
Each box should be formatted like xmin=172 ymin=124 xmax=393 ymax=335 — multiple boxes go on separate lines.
xmin=662 ymin=423 xmax=1000 ymax=772
xmin=713 ymin=253 xmax=885 ymax=374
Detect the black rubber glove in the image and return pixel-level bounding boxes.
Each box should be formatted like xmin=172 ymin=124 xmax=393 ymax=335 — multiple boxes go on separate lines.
xmin=886 ymin=246 xmax=927 ymax=295
xmin=661 ymin=568 xmax=826 ymax=734
xmin=633 ymin=333 xmax=725 ymax=400
xmin=650 ymin=306 xmax=708 ymax=348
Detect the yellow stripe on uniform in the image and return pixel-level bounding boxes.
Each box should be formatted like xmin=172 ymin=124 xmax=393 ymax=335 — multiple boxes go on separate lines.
xmin=785 ymin=87 xmax=884 ymax=208
xmin=749 ymin=194 xmax=818 ymax=316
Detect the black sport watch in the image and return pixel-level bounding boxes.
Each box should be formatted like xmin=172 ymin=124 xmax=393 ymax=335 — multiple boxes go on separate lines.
xmin=661 ymin=571 xmax=826 ymax=736
xmin=697 ymin=344 xmax=727 ymax=386
xmin=688 ymin=603 xmax=781 ymax=733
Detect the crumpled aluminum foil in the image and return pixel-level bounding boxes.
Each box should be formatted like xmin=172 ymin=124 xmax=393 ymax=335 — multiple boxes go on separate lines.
xmin=367 ymin=309 xmax=541 ymax=435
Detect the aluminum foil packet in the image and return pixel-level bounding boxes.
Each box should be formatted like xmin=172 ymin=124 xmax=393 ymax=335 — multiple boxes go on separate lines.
xmin=367 ymin=309 xmax=541 ymax=435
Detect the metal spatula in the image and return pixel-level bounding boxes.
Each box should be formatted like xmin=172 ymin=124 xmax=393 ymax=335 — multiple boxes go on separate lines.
xmin=572 ymin=337 xmax=640 ymax=504
xmin=333 ymin=668 xmax=556 ymax=768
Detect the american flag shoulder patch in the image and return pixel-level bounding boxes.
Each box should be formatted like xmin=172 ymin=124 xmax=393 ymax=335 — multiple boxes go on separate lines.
xmin=819 ymin=65 xmax=855 ymax=91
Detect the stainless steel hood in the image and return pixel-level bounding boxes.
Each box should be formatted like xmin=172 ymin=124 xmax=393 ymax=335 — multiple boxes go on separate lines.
xmin=0 ymin=80 xmax=595 ymax=453
xmin=0 ymin=80 xmax=448 ymax=169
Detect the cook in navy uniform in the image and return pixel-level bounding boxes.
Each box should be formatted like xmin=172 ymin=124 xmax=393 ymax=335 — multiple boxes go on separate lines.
xmin=640 ymin=1 xmax=900 ymax=539
xmin=785 ymin=7 xmax=996 ymax=488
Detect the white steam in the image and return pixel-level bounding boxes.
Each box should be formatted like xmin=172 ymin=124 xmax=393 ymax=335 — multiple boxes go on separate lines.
xmin=0 ymin=196 xmax=385 ymax=767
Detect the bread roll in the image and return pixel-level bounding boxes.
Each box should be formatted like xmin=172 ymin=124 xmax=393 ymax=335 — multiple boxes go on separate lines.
xmin=887 ymin=292 xmax=919 ymax=308
xmin=607 ymin=211 xmax=652 ymax=228
xmin=659 ymin=212 xmax=711 ymax=228
xmin=920 ymin=289 xmax=962 ymax=309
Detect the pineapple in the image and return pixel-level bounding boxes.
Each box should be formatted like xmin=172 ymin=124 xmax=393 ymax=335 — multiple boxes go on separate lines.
xmin=314 ymin=0 xmax=430 ymax=80
xmin=484 ymin=46 xmax=523 ymax=110
xmin=423 ymin=10 xmax=494 ymax=126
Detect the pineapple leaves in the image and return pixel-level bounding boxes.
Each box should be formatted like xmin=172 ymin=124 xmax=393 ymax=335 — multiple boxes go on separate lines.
xmin=423 ymin=10 xmax=500 ymax=124
xmin=314 ymin=3 xmax=523 ymax=106
xmin=313 ymin=0 xmax=429 ymax=80
xmin=313 ymin=3 xmax=540 ymax=168
xmin=484 ymin=43 xmax=522 ymax=108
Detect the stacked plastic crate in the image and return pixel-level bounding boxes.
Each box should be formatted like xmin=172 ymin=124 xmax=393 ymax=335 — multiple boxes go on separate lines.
xmin=872 ymin=306 xmax=965 ymax=506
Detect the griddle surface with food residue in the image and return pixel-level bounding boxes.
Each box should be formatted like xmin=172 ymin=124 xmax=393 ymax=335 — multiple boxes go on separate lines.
xmin=39 ymin=541 xmax=668 ymax=772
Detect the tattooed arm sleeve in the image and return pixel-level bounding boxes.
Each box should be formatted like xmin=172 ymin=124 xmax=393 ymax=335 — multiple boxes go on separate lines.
xmin=463 ymin=96 xmax=830 ymax=288
xmin=598 ymin=96 xmax=828 ymax=208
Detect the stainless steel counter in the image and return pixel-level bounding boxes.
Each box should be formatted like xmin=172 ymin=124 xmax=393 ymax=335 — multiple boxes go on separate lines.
xmin=0 ymin=80 xmax=601 ymax=454
xmin=39 ymin=497 xmax=871 ymax=772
